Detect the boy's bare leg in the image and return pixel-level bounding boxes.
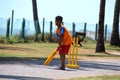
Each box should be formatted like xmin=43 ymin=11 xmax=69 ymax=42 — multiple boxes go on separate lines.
xmin=60 ymin=54 xmax=65 ymax=69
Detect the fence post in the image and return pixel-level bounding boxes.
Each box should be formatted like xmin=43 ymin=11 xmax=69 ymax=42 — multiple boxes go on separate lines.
xmin=104 ymin=24 xmax=107 ymax=41
xmin=21 ymin=18 xmax=25 ymax=41
xmin=49 ymin=21 xmax=53 ymax=42
xmin=41 ymin=18 xmax=45 ymax=41
xmin=95 ymin=23 xmax=98 ymax=41
xmin=6 ymin=18 xmax=10 ymax=39
xmin=62 ymin=22 xmax=64 ymax=25
xmin=72 ymin=22 xmax=75 ymax=37
xmin=11 ymin=10 xmax=14 ymax=35
xmin=84 ymin=23 xmax=87 ymax=36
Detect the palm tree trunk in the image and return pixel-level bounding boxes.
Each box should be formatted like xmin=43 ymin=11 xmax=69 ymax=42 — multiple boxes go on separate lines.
xmin=32 ymin=0 xmax=41 ymax=42
xmin=110 ymin=0 xmax=120 ymax=46
xmin=95 ymin=0 xmax=106 ymax=52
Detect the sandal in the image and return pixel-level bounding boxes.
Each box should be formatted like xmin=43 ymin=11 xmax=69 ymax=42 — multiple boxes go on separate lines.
xmin=55 ymin=66 xmax=65 ymax=70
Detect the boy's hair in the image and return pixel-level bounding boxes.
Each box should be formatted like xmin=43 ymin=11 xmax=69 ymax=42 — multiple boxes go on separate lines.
xmin=55 ymin=16 xmax=63 ymax=22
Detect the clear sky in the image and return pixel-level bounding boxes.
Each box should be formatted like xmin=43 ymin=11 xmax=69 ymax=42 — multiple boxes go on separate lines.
xmin=0 ymin=0 xmax=117 ymax=25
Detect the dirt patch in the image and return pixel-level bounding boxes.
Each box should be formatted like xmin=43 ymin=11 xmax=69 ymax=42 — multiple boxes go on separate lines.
xmin=79 ymin=48 xmax=95 ymax=54
xmin=0 ymin=47 xmax=35 ymax=51
xmin=107 ymin=51 xmax=120 ymax=55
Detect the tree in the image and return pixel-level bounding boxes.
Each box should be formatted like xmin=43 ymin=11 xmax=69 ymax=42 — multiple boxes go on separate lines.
xmin=95 ymin=0 xmax=106 ymax=52
xmin=32 ymin=0 xmax=41 ymax=42
xmin=110 ymin=0 xmax=120 ymax=46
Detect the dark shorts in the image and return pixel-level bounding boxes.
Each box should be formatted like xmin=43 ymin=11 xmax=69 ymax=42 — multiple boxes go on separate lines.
xmin=59 ymin=44 xmax=71 ymax=54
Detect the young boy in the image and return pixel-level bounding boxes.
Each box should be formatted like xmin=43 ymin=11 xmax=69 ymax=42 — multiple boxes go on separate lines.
xmin=55 ymin=16 xmax=72 ymax=70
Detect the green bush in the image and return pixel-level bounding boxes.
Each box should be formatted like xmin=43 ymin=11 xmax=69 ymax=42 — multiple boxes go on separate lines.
xmin=0 ymin=35 xmax=5 ymax=43
xmin=4 ymin=36 xmax=16 ymax=44
xmin=25 ymin=35 xmax=35 ymax=43
xmin=1 ymin=35 xmax=24 ymax=44
xmin=0 ymin=32 xmax=58 ymax=44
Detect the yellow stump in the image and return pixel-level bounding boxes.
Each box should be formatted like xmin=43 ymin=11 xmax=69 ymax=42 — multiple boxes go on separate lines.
xmin=66 ymin=44 xmax=72 ymax=67
xmin=66 ymin=37 xmax=80 ymax=69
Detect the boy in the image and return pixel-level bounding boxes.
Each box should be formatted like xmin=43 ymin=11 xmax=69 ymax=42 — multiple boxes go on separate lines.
xmin=55 ymin=16 xmax=72 ymax=70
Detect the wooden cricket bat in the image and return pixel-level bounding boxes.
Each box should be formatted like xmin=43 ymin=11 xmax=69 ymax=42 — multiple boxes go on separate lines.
xmin=44 ymin=49 xmax=58 ymax=65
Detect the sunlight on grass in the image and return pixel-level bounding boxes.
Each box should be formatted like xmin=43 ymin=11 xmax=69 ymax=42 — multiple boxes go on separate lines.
xmin=70 ymin=75 xmax=120 ymax=80
xmin=0 ymin=43 xmax=59 ymax=60
xmin=0 ymin=40 xmax=120 ymax=60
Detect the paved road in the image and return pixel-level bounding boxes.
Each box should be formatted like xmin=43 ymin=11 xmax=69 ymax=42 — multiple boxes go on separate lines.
xmin=0 ymin=59 xmax=120 ymax=80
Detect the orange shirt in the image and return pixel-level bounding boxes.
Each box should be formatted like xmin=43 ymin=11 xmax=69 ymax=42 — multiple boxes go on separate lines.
xmin=56 ymin=25 xmax=72 ymax=45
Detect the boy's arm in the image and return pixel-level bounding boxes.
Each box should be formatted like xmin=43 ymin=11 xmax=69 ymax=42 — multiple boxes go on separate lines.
xmin=57 ymin=34 xmax=63 ymax=50
xmin=58 ymin=34 xmax=63 ymax=45
xmin=57 ymin=27 xmax=64 ymax=49
xmin=56 ymin=33 xmax=61 ymax=45
xmin=59 ymin=27 xmax=64 ymax=45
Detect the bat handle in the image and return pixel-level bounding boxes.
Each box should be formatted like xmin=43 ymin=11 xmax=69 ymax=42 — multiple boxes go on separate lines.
xmin=57 ymin=44 xmax=62 ymax=51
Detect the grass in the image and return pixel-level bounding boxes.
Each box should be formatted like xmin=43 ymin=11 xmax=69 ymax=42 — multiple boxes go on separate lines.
xmin=0 ymin=39 xmax=120 ymax=61
xmin=0 ymin=43 xmax=59 ymax=61
xmin=70 ymin=75 xmax=120 ymax=80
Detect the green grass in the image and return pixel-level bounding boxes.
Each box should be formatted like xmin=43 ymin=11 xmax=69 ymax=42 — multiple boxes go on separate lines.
xmin=0 ymin=43 xmax=59 ymax=61
xmin=82 ymin=39 xmax=120 ymax=50
xmin=0 ymin=39 xmax=120 ymax=61
xmin=78 ymin=53 xmax=120 ymax=57
xmin=70 ymin=75 xmax=120 ymax=80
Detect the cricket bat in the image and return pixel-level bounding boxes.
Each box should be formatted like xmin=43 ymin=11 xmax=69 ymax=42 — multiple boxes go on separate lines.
xmin=44 ymin=49 xmax=58 ymax=65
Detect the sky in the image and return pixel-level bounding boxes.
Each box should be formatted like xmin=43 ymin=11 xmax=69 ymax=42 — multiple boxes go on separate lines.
xmin=0 ymin=0 xmax=117 ymax=25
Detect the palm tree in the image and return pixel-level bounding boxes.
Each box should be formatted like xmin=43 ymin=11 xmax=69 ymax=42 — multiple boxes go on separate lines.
xmin=95 ymin=0 xmax=106 ymax=52
xmin=32 ymin=0 xmax=41 ymax=41
xmin=110 ymin=0 xmax=120 ymax=46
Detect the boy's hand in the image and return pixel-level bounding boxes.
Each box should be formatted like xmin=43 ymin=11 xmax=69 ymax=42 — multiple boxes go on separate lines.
xmin=57 ymin=45 xmax=60 ymax=50
xmin=57 ymin=44 xmax=62 ymax=51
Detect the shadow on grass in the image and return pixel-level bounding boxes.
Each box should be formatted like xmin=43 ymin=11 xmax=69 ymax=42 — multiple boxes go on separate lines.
xmin=0 ymin=52 xmax=120 ymax=62
xmin=0 ymin=57 xmax=60 ymax=61
xmin=77 ymin=52 xmax=120 ymax=57
xmin=0 ymin=46 xmax=35 ymax=51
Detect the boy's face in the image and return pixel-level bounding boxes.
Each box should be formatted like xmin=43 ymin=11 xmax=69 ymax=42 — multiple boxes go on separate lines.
xmin=55 ymin=20 xmax=62 ymax=27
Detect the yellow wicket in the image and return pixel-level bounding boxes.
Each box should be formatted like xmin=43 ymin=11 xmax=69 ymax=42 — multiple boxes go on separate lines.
xmin=66 ymin=37 xmax=80 ymax=69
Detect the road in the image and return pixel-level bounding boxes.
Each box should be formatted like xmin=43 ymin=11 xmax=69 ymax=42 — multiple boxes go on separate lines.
xmin=0 ymin=59 xmax=120 ymax=80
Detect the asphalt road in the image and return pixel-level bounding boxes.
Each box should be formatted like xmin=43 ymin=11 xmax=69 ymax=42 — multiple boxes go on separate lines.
xmin=0 ymin=59 xmax=120 ymax=80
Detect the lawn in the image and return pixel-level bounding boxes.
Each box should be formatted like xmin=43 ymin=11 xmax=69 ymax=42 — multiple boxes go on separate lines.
xmin=0 ymin=39 xmax=120 ymax=61
xmin=70 ymin=75 xmax=120 ymax=80
xmin=0 ymin=43 xmax=58 ymax=60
